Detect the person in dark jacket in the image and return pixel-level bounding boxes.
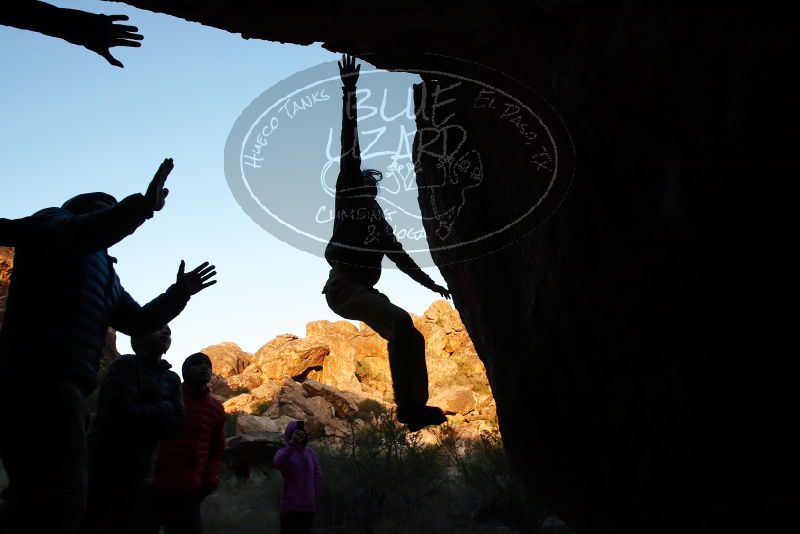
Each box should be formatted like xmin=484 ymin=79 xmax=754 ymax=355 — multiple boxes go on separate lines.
xmin=322 ymin=55 xmax=449 ymax=431
xmin=140 ymin=352 xmax=225 ymax=534
xmin=273 ymin=420 xmax=323 ymax=534
xmin=79 ymin=325 xmax=183 ymax=534
xmin=0 ymin=158 xmax=217 ymax=534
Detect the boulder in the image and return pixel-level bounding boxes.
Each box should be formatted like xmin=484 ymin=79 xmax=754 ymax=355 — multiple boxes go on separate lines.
xmin=250 ymin=379 xmax=282 ymax=400
xmin=209 ymin=374 xmax=233 ymax=399
xmin=225 ymin=431 xmax=284 ymax=479
xmin=355 ymin=356 xmax=392 ymax=398
xmin=302 ymin=379 xmax=359 ymax=418
xmin=424 ymin=300 xmax=465 ymax=334
xmin=426 ymin=355 xmax=460 ymax=392
xmin=430 ymin=386 xmax=476 ymax=415
xmin=201 ymin=342 xmax=252 ymax=378
xmin=222 ymin=393 xmax=254 ymax=414
xmin=255 ymin=336 xmax=328 ymax=380
xmin=305 ymin=320 xmax=363 ymax=392
xmin=225 ymin=373 xmax=264 ymax=393
xmin=353 ymin=323 xmax=389 ymax=356
xmin=236 ymin=414 xmax=294 ymax=435
xmin=412 ymin=317 xmax=448 ymax=358
xmin=271 ymin=378 xmax=353 ymax=437
xmin=444 ymin=329 xmax=470 ymax=354
xmin=240 ymin=363 xmax=261 ymax=375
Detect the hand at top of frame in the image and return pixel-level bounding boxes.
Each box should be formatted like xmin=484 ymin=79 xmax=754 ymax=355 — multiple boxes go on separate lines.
xmin=338 ymin=53 xmax=360 ymax=89
xmin=67 ymin=11 xmax=143 ymax=68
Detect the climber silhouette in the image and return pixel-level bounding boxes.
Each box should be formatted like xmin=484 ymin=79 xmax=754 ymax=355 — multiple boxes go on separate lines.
xmin=0 ymin=0 xmax=143 ymax=68
xmin=0 ymin=158 xmax=217 ymax=534
xmin=322 ymin=54 xmax=450 ymax=432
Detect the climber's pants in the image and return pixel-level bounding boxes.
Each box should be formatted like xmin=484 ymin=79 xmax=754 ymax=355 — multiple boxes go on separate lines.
xmin=324 ymin=270 xmax=428 ymax=409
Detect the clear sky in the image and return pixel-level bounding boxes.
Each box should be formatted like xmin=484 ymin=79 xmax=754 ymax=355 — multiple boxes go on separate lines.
xmin=0 ymin=0 xmax=447 ymax=371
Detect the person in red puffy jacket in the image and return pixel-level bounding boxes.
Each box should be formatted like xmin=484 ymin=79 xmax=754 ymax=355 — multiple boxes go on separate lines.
xmin=140 ymin=352 xmax=225 ymax=534
xmin=273 ymin=420 xmax=323 ymax=534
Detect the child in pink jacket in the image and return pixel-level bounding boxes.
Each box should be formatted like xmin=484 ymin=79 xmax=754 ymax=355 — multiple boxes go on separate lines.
xmin=273 ymin=420 xmax=323 ymax=534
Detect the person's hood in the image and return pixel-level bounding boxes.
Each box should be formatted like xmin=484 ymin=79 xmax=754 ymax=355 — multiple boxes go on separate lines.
xmin=284 ymin=420 xmax=308 ymax=446
xmin=284 ymin=420 xmax=298 ymax=442
xmin=61 ymin=192 xmax=117 ymax=215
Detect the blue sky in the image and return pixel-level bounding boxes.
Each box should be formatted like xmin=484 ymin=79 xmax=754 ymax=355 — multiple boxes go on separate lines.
xmin=0 ymin=0 xmax=446 ymax=371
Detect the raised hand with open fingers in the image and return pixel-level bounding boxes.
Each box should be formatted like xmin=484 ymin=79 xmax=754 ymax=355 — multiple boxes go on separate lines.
xmin=176 ymin=260 xmax=217 ymax=296
xmin=338 ymin=54 xmax=360 ymax=89
xmin=433 ymin=284 xmax=451 ymax=300
xmin=144 ymin=158 xmax=173 ymax=213
xmin=71 ymin=12 xmax=143 ymax=68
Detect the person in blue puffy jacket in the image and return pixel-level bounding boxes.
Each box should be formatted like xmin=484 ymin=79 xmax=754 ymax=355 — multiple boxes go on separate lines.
xmin=0 ymin=158 xmax=217 ymax=534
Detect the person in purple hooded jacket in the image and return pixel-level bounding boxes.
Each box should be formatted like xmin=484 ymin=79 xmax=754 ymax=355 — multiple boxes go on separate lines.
xmin=272 ymin=420 xmax=322 ymax=534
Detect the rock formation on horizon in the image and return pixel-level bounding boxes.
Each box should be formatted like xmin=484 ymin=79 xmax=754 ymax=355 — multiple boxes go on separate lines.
xmin=203 ymin=300 xmax=496 ymax=443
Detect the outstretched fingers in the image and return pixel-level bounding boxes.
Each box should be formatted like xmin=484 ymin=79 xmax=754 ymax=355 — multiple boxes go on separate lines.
xmin=156 ymin=158 xmax=174 ymax=180
xmin=90 ymin=14 xmax=144 ymax=68
xmin=192 ymin=262 xmax=217 ymax=288
xmin=189 ymin=261 xmax=210 ymax=274
xmin=99 ymin=49 xmax=123 ymax=68
xmin=114 ymin=39 xmax=142 ymax=48
xmin=200 ymin=278 xmax=217 ymax=289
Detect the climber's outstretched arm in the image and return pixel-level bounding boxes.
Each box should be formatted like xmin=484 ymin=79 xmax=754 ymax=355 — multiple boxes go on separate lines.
xmin=384 ymin=223 xmax=450 ymax=299
xmin=337 ymin=54 xmax=363 ymax=193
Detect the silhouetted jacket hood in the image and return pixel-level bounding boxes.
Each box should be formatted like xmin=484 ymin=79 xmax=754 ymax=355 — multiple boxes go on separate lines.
xmin=61 ymin=192 xmax=118 ymax=215
xmin=283 ymin=419 xmax=308 ymax=446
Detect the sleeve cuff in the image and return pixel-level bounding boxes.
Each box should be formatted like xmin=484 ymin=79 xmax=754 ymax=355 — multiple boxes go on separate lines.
xmin=118 ymin=193 xmax=154 ymax=221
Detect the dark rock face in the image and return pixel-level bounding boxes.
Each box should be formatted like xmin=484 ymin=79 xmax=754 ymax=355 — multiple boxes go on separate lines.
xmin=111 ymin=3 xmax=799 ymax=532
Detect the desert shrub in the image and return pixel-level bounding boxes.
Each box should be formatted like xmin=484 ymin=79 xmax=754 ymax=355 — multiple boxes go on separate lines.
xmin=203 ymin=469 xmax=282 ymax=534
xmin=316 ymin=408 xmax=449 ymax=534
xmin=250 ymin=399 xmax=272 ymax=415
xmin=436 ymin=426 xmax=549 ymax=531
xmin=351 ymin=398 xmax=385 ymax=424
